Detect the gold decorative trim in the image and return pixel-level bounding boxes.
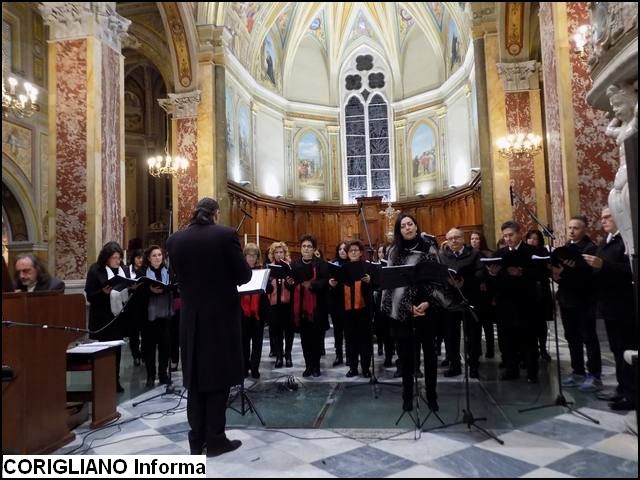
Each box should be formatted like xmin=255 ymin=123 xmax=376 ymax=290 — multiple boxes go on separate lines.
xmin=163 ymin=2 xmax=193 ymax=88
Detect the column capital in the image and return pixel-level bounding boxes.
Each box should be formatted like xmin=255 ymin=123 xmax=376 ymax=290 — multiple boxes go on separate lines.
xmin=158 ymin=91 xmax=202 ymax=119
xmin=39 ymin=2 xmax=130 ymax=50
xmin=393 ymin=119 xmax=407 ymax=129
xmin=496 ymin=60 xmax=540 ymax=92
xmin=327 ymin=125 xmax=341 ymax=134
xmin=197 ymin=25 xmax=231 ymax=64
xmin=283 ymin=119 xmax=295 ymax=130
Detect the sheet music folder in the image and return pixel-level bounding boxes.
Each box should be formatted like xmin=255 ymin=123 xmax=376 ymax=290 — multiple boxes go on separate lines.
xmin=238 ymin=269 xmax=270 ymax=295
xmin=105 ymin=275 xmax=174 ymax=291
xmin=380 ymin=262 xmax=449 ymax=290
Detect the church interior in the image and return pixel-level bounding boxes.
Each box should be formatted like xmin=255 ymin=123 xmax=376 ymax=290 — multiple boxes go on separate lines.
xmin=2 ymin=2 xmax=638 ymax=477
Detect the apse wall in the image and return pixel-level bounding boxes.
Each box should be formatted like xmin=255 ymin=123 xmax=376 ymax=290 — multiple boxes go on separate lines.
xmin=224 ymin=45 xmax=477 ymax=205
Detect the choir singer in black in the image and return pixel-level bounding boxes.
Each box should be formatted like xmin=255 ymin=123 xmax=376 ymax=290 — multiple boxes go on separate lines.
xmin=166 ymin=198 xmax=252 ymax=457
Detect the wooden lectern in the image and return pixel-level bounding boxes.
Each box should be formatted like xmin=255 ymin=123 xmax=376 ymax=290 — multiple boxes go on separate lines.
xmin=2 ymin=291 xmax=86 ymax=454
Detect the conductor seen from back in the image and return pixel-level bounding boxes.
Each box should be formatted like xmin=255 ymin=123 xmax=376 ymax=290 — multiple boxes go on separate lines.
xmin=166 ymin=198 xmax=252 ymax=457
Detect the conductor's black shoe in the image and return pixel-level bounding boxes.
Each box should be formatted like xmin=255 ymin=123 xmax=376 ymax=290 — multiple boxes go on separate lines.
xmin=402 ymin=398 xmax=413 ymax=411
xmin=285 ymin=354 xmax=293 ymax=368
xmin=444 ymin=366 xmax=462 ymax=377
xmin=362 ymin=370 xmax=372 ymax=378
xmin=609 ymin=398 xmax=634 ymax=411
xmin=302 ymin=368 xmax=312 ymax=377
xmin=346 ymin=369 xmax=358 ymax=377
xmin=312 ymin=368 xmax=321 ymax=377
xmin=469 ymin=366 xmax=479 ymax=379
xmin=540 ymin=350 xmax=552 ymax=362
xmin=206 ymin=439 xmax=242 ymax=458
xmin=333 ymin=356 xmax=344 ymax=367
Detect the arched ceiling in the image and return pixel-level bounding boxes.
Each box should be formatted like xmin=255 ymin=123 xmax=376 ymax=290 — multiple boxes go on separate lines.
xmin=215 ymin=2 xmax=472 ymax=102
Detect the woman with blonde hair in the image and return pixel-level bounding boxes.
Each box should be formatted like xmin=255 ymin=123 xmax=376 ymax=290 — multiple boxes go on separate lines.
xmin=266 ymin=241 xmax=295 ymax=368
xmin=241 ymin=243 xmax=269 ymax=378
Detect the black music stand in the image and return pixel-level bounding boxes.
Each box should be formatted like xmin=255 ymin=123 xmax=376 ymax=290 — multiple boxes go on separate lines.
xmin=225 ymin=270 xmax=269 ymax=426
xmin=424 ymin=271 xmax=504 ymax=444
xmin=380 ymin=261 xmax=448 ymax=434
xmin=511 ymin=188 xmax=599 ymax=425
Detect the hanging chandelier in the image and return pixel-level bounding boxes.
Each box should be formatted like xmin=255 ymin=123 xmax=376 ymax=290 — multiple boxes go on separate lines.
xmin=147 ymin=109 xmax=188 ymax=177
xmin=496 ymin=132 xmax=543 ymax=157
xmin=2 ymin=60 xmax=39 ymax=119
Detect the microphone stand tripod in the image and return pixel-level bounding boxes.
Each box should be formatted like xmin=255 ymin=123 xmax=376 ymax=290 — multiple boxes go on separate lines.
xmin=394 ymin=312 xmax=445 ymax=437
xmin=425 ymin=273 xmax=504 ymax=444
xmin=227 ymin=379 xmax=266 ymax=426
xmin=511 ymin=189 xmax=599 ymax=424
xmin=345 ymin=202 xmax=400 ymax=398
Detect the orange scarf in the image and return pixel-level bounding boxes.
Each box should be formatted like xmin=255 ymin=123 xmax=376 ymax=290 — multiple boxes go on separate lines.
xmin=344 ymin=280 xmax=364 ymax=311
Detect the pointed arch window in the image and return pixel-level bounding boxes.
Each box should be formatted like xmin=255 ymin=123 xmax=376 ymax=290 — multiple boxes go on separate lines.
xmin=344 ymin=92 xmax=391 ymax=203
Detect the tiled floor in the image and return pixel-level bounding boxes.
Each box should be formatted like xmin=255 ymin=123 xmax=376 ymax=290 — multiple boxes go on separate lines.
xmin=57 ymin=324 xmax=638 ymax=478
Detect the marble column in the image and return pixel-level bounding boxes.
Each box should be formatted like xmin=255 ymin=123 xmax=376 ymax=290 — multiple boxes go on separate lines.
xmin=39 ymin=2 xmax=130 ymax=279
xmin=158 ymin=91 xmax=201 ymax=231
xmin=198 ymin=25 xmax=231 ymax=225
xmin=539 ymin=2 xmax=618 ymax=244
xmin=496 ymin=60 xmax=545 ymax=233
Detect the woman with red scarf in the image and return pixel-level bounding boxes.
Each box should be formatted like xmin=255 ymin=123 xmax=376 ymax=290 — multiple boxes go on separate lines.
xmin=240 ymin=243 xmax=269 ymax=379
xmin=291 ymin=234 xmax=330 ymax=377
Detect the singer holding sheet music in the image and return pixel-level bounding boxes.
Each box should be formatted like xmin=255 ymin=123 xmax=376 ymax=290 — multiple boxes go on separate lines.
xmin=490 ymin=221 xmax=538 ymax=383
xmin=85 ymin=241 xmax=133 ymax=393
xmin=381 ymin=214 xmax=442 ymax=412
xmin=142 ymin=245 xmax=173 ymax=388
xmin=166 ymin=198 xmax=252 ymax=457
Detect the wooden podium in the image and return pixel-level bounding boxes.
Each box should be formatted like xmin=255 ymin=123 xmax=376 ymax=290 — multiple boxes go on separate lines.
xmin=2 ymin=291 xmax=86 ymax=454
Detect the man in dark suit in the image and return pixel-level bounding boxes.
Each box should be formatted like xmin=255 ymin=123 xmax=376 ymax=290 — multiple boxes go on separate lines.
xmin=166 ymin=198 xmax=252 ymax=457
xmin=14 ymin=254 xmax=65 ymax=292
xmin=552 ymin=215 xmax=602 ymax=392
xmin=440 ymin=228 xmax=485 ymax=378
xmin=584 ymin=208 xmax=636 ymax=410
xmin=490 ymin=221 xmax=538 ymax=383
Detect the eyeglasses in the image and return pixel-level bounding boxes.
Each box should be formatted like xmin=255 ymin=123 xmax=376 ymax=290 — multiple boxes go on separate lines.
xmin=446 ymin=235 xmax=463 ymax=241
